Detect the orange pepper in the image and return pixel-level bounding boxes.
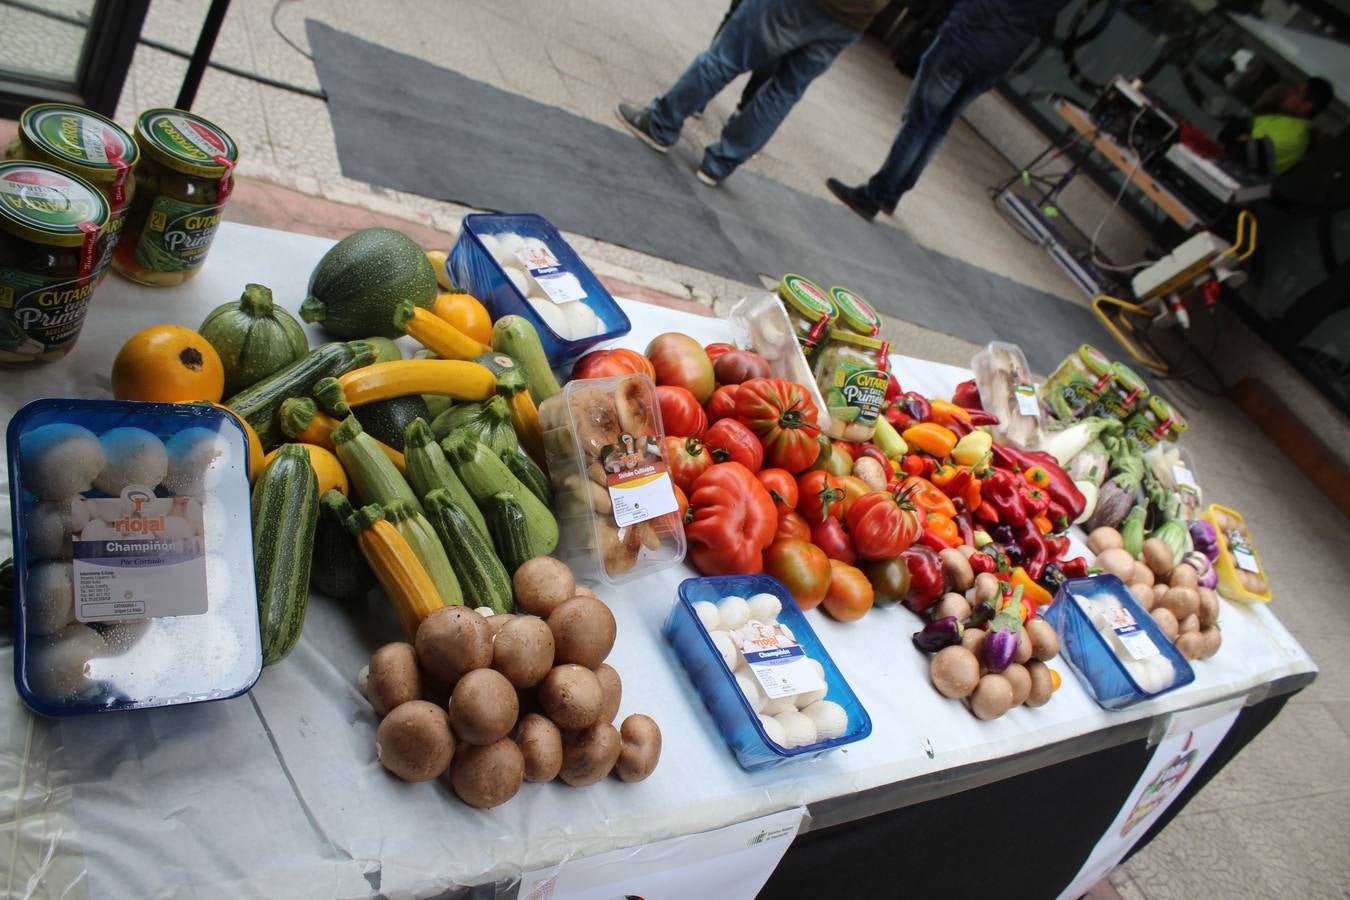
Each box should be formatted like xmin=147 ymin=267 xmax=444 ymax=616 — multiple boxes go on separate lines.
xmin=930 ymin=463 xmax=960 ymax=490
xmin=931 ymin=464 xmax=983 ymax=512
xmin=925 ymin=512 xmax=961 ymax=546
xmin=901 ymin=422 xmax=958 ymax=457
xmin=1032 ymin=512 xmax=1053 ymax=534
xmin=926 ymin=399 xmax=971 ymax=429
xmin=836 ymin=475 xmax=871 ymax=520
xmin=901 ymin=475 xmax=957 ymax=518
xmin=1009 ymin=566 xmax=1053 ymax=612
xmin=1023 ymin=466 xmax=1051 ymax=488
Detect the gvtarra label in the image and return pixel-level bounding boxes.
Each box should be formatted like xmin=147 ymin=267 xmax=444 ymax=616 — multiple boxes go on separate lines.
xmin=133 ymin=194 xmax=223 ymax=273
xmin=0 ymin=268 xmax=97 ymax=356
xmin=825 ymin=361 xmax=887 ymax=426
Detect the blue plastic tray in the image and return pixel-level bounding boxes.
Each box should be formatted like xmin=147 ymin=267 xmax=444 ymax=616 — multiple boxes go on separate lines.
xmin=663 ymin=574 xmax=871 ymax=771
xmin=448 ymin=213 xmax=631 ymax=369
xmin=1045 ymin=574 xmax=1195 ymax=710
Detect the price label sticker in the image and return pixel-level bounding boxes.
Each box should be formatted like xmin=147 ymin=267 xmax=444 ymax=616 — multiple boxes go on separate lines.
xmin=735 ymin=620 xmax=825 ymax=700
xmin=515 ymin=245 xmax=587 ymax=304
xmin=1014 ymin=383 xmax=1040 ymax=416
xmin=1172 ymin=465 xmax=1198 ymax=488
xmin=604 ymin=433 xmax=678 ymax=527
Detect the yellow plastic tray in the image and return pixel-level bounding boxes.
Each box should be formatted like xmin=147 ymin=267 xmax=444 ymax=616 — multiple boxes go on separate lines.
xmin=1202 ymin=503 xmax=1271 ymax=603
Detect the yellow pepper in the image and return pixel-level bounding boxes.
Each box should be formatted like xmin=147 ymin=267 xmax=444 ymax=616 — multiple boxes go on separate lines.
xmin=1009 ymin=567 xmax=1053 ymax=613
xmin=927 ymin=399 xmax=971 ymax=429
xmin=950 ymin=428 xmax=992 ymax=466
xmin=901 ymin=422 xmax=958 ymax=457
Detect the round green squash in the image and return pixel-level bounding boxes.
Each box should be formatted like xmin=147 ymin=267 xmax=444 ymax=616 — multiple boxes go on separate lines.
xmin=300 ymin=227 xmax=437 ymax=339
xmin=199 ymin=283 xmax=310 ymax=396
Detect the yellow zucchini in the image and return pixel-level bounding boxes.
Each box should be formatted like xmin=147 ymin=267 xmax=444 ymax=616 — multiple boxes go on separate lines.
xmin=330 ymin=360 xmax=496 ymax=409
xmin=344 ymin=500 xmax=445 ymax=639
xmin=394 ymin=300 xmax=489 ymax=361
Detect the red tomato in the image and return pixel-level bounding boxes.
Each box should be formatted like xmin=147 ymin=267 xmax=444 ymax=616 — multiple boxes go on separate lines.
xmin=796 ymin=470 xmax=844 ymax=524
xmin=836 ymin=475 xmax=871 ymax=521
xmin=674 ymin=483 xmax=689 ymax=525
xmin=776 ymin=510 xmax=812 ymax=542
xmin=757 ymin=468 xmax=798 ymax=514
xmin=703 ymin=418 xmax=763 ymax=473
xmin=734 ymin=378 xmax=821 ymax=474
xmin=822 ymin=559 xmax=875 ymax=622
xmin=706 ymin=384 xmax=741 ymax=423
xmin=704 ymin=342 xmax=736 ymax=365
xmin=662 ymin=435 xmax=714 ymax=495
xmin=763 ymin=539 xmax=831 ymax=611
xmin=571 ymin=347 xmax=655 ymax=381
xmin=656 ymin=385 xmax=707 ymax=438
xmin=810 ymin=517 xmax=856 ymax=565
xmin=646 ymin=333 xmax=715 ymax=404
xmin=846 ymin=492 xmax=919 ymax=560
xmin=713 ymin=350 xmax=771 ymax=385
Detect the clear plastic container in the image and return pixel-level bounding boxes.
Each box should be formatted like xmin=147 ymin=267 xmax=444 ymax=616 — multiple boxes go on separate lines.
xmin=1202 ymin=503 xmax=1271 ymax=603
xmin=448 ymin=213 xmax=631 ymax=370
xmin=662 ymin=574 xmax=871 ymax=770
xmin=1044 ymin=574 xmax=1195 ymax=710
xmin=1143 ymin=442 xmax=1202 ymax=521
xmin=970 ymin=341 xmax=1043 ymax=448
xmin=727 ymin=292 xmax=833 ymax=436
xmin=6 ymin=398 xmax=261 ymax=715
xmin=538 ymin=373 xmax=685 ymax=585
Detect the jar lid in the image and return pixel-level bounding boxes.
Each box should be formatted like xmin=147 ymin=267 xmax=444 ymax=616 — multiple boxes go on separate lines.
xmin=0 ymin=161 xmax=108 ymax=248
xmin=135 ymin=109 xmax=238 ymax=178
xmin=1147 ymin=395 xmax=1187 ymax=434
xmin=829 ymin=286 xmax=882 ymax=335
xmin=824 ymin=327 xmax=886 ymax=351
xmin=778 ymin=273 xmax=835 ymax=321
xmin=19 ymin=103 xmax=138 ymax=183
xmin=1076 ymin=344 xmax=1112 ymax=377
xmin=1110 ymin=363 xmax=1150 ymax=399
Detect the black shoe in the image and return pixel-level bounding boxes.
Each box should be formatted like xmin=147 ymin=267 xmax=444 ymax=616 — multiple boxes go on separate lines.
xmin=826 ymin=177 xmax=878 ymax=221
xmin=695 ymin=163 xmax=723 ymax=187
xmin=616 ymin=102 xmax=670 ymax=153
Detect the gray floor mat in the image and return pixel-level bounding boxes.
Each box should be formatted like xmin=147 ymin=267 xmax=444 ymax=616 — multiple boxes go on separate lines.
xmin=309 ymin=21 xmax=1122 ymax=374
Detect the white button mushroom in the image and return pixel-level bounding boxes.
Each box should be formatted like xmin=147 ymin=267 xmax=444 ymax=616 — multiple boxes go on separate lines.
xmin=761 ymin=695 xmax=797 ymax=716
xmin=692 ymin=600 xmax=720 ymax=632
xmin=163 ymin=427 xmax=232 ymax=495
xmin=24 ymin=561 xmax=75 ymax=637
xmin=746 ymin=592 xmax=782 ymax=624
xmin=773 ymin=710 xmax=818 ymax=749
xmin=758 ymin=713 xmax=788 ymax=748
xmin=25 ymin=501 xmax=73 ymax=560
xmin=794 ymin=658 xmax=828 ymax=708
xmin=506 ymin=267 xmax=531 ymax=297
xmin=717 ymin=595 xmax=751 ymax=630
xmin=735 ymin=670 xmax=766 ymax=714
xmin=709 ymin=630 xmax=738 ymax=671
xmin=94 ymin=427 xmax=168 ymax=496
xmin=25 ymin=624 xmax=107 ymax=700
xmin=801 ymin=700 xmax=848 ymax=740
xmin=561 ymin=301 xmax=600 ymax=340
xmin=18 ymin=423 xmax=105 ymax=500
xmin=526 ymin=296 xmax=569 ymax=338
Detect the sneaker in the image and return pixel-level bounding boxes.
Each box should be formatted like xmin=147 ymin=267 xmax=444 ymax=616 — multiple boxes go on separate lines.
xmin=826 ymin=177 xmax=878 ymax=221
xmin=615 ymin=102 xmax=670 ymax=153
xmin=696 ymin=164 xmax=722 ymax=187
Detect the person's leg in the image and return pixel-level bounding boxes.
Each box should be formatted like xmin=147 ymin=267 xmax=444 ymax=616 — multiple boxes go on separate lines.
xmin=862 ymin=34 xmax=983 ymax=211
xmin=737 ymin=60 xmax=779 ymax=111
xmin=645 ymin=0 xmax=790 ymax=145
xmin=701 ymin=9 xmax=860 ymax=178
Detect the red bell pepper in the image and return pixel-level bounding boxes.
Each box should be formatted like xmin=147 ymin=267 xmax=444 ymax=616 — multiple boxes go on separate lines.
xmin=1019 ymin=485 xmax=1049 ymax=517
xmin=990 ymin=443 xmax=1086 ymax=523
xmin=981 ymin=469 xmax=1027 ymax=527
xmin=886 ymin=405 xmax=914 ymax=431
xmin=968 ymin=550 xmax=997 ymax=575
xmin=900 ymin=544 xmax=944 ymax=612
xmin=963 ymin=408 xmax=1001 ymax=427
xmin=1045 ymin=532 xmax=1070 ymax=561
xmin=955 ymin=514 xmax=975 ymax=547
xmin=973 ymin=501 xmax=1000 ymax=527
xmin=885 ymin=373 xmax=904 ymax=408
xmin=951 ymin=379 xmax=982 ymax=410
xmin=1061 ymin=556 xmax=1091 ymax=578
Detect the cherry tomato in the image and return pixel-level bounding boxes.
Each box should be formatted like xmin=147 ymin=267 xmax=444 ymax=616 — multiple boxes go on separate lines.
xmin=822 ymin=559 xmax=874 ymax=622
xmin=810 ymin=516 xmax=856 ymax=565
xmin=776 ymin=510 xmax=812 ymax=542
xmin=656 ymin=385 xmax=708 ymax=438
xmin=757 ymin=468 xmax=798 ymax=514
xmin=763 ymin=538 xmax=831 ymax=611
xmin=706 ymin=384 xmax=742 ymax=424
xmin=703 ymin=418 xmax=763 ymax=473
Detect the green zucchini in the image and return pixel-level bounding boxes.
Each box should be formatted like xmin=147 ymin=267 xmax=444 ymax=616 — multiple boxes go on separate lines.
xmin=300 ymin=227 xmax=437 ymax=339
xmin=440 ymin=429 xmax=558 ymax=554
xmin=353 ymin=394 xmax=430 ymax=451
xmin=383 ymin=499 xmax=463 ymax=606
xmin=226 ymin=340 xmax=375 ymax=447
xmin=501 ymin=446 xmax=551 ymax=505
xmin=333 ymin=415 xmax=422 ymax=512
xmin=252 ymin=444 xmax=319 ymax=665
xmin=487 ymin=492 xmax=535 ymax=575
xmin=491 ymin=315 xmax=560 ymax=402
xmin=312 ymin=490 xmax=377 ymax=601
xmin=424 ymin=489 xmax=513 ymax=613
xmin=403 ymin=418 xmax=488 ymax=540
xmin=429 ymin=395 xmax=517 ymax=453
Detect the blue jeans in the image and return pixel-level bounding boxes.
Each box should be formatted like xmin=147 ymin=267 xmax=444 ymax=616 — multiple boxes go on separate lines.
xmin=863 ymin=31 xmax=1001 ymax=211
xmin=647 ymin=0 xmax=861 ymax=179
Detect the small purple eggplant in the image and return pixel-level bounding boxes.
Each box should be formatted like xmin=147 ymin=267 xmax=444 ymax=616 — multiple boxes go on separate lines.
xmin=983 ymin=587 xmax=1025 ymax=673
xmin=991 ymin=523 xmax=1015 ymax=545
xmin=913 ymin=616 xmax=963 ymax=653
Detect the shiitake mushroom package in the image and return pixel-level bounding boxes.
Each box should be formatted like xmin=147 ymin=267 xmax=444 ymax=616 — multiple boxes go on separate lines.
xmin=6 ymin=398 xmax=261 ymax=714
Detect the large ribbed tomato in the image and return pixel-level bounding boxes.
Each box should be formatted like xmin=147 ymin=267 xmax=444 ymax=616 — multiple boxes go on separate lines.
xmin=570 ymin=347 xmax=655 ymax=381
xmin=846 ymin=491 xmax=920 ymax=560
xmin=685 ymin=462 xmax=778 ymax=576
xmin=734 ymin=377 xmax=821 ymax=474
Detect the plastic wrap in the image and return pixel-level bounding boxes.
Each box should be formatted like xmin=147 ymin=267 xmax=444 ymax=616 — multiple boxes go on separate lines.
xmin=970 ymin=341 xmax=1042 ymax=448
xmin=1203 ymin=503 xmax=1271 ymax=603
xmin=1143 ymin=443 xmax=1202 ymax=521
xmin=726 ymin=293 xmax=833 ymax=435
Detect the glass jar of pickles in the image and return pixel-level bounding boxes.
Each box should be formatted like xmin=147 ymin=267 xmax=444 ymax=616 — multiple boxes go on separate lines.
xmin=814 ymin=328 xmax=890 ymax=442
xmin=778 ymin=273 xmax=835 ymax=359
xmin=1038 ymin=344 xmax=1113 ymax=422
xmin=1087 ymin=362 xmax=1149 ymax=421
xmin=0 ymin=161 xmax=109 ymax=364
xmin=1124 ymin=395 xmax=1187 ymax=448
xmin=8 ymin=103 xmax=137 ymax=279
xmin=828 ymin=285 xmax=882 ymax=336
xmin=112 ymin=109 xmax=237 ymax=286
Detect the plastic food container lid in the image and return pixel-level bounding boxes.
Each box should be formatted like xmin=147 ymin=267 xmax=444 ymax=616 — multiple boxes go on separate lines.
xmin=18 ymin=103 xmax=138 ymax=184
xmin=1144 ymin=395 xmax=1187 ymax=435
xmin=1109 ymin=363 xmax=1150 ymax=402
xmin=828 ymin=286 xmax=882 ymax=336
xmin=6 ymin=398 xmax=262 ymax=716
xmin=0 ymin=161 xmax=108 ymax=247
xmin=1077 ymin=344 xmax=1113 ymax=378
xmin=135 ymin=108 xmax=237 ymax=178
xmin=777 ymin=274 xmax=835 ymax=322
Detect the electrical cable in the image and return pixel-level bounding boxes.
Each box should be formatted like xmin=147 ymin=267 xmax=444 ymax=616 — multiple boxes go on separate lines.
xmin=270 ymin=0 xmax=313 ymax=61
xmin=0 ymin=0 xmax=326 ymax=101
xmin=1087 ymin=106 xmax=1157 ymax=274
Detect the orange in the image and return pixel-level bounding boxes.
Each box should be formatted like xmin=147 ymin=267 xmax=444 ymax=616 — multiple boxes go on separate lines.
xmin=431 ymin=292 xmax=492 ymax=345
xmin=112 ymin=325 xmax=224 ymax=403
xmin=263 ymin=443 xmax=348 ymax=497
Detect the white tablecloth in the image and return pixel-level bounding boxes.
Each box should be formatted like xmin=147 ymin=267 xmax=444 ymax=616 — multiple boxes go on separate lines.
xmin=0 ymin=224 xmax=1315 ymax=899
